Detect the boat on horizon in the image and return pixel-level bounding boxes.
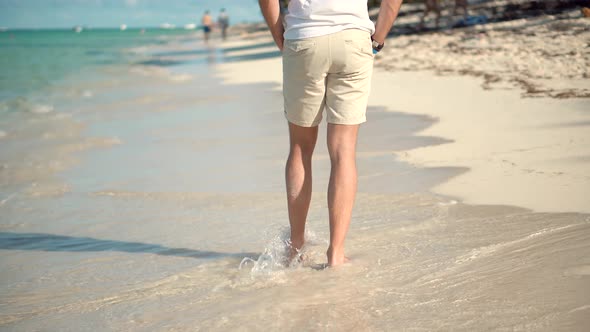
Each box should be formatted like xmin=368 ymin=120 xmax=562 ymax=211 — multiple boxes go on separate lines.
xmin=159 ymin=23 xmax=176 ymax=30
xmin=73 ymin=26 xmax=83 ymax=33
xmin=184 ymin=23 xmax=196 ymax=30
xmin=120 ymin=24 xmax=127 ymax=31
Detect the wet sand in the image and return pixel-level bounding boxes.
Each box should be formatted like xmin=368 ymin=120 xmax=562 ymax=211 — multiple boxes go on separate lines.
xmin=1 ymin=17 xmax=590 ymax=331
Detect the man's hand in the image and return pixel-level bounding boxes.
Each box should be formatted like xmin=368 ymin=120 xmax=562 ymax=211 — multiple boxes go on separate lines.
xmin=373 ymin=0 xmax=403 ymax=45
xmin=259 ymin=0 xmax=285 ymax=51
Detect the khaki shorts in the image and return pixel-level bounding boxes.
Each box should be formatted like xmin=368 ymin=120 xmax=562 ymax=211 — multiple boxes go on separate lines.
xmin=282 ymin=29 xmax=374 ymax=127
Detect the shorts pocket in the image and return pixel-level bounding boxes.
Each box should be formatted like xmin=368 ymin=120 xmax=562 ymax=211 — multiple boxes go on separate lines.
xmin=341 ymin=35 xmax=374 ymax=73
xmin=284 ymin=39 xmax=316 ymax=56
xmin=344 ymin=37 xmax=374 ymax=58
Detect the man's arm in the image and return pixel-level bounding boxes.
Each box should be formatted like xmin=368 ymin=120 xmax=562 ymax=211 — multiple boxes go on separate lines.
xmin=372 ymin=0 xmax=403 ymax=44
xmin=258 ymin=0 xmax=284 ymax=51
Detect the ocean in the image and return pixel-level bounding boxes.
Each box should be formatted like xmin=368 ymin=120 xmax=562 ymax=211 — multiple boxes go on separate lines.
xmin=0 ymin=28 xmax=195 ymax=108
xmin=0 ymin=27 xmax=589 ymax=330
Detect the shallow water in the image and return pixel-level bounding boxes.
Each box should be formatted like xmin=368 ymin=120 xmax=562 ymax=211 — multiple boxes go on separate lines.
xmin=1 ymin=34 xmax=589 ymax=331
xmin=3 ymin=191 xmax=589 ymax=330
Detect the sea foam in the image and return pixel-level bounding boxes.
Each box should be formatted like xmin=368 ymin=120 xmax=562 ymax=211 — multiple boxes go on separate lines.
xmin=239 ymin=227 xmax=328 ymax=279
xmin=30 ymin=104 xmax=54 ymax=114
xmin=0 ymin=98 xmax=55 ymax=115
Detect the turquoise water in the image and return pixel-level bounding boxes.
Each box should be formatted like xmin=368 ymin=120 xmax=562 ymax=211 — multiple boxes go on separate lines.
xmin=0 ymin=28 xmax=195 ymax=105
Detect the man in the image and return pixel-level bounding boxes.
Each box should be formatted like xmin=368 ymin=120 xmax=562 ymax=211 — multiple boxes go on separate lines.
xmin=202 ymin=10 xmax=213 ymax=42
xmin=259 ymin=0 xmax=403 ymax=267
xmin=218 ymin=8 xmax=230 ymax=40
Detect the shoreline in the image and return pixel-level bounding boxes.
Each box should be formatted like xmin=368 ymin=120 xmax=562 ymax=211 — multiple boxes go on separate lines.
xmin=372 ymin=70 xmax=589 ymax=213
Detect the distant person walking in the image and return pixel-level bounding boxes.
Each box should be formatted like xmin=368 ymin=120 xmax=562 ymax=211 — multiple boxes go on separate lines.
xmin=218 ymin=8 xmax=230 ymax=40
xmin=202 ymin=10 xmax=213 ymax=42
xmin=259 ymin=0 xmax=403 ymax=267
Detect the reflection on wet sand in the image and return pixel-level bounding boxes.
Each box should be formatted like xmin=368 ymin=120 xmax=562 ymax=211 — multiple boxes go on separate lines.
xmin=0 ymin=232 xmax=257 ymax=260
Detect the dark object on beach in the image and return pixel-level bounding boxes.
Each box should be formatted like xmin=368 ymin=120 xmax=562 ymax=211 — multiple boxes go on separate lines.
xmin=582 ymin=7 xmax=590 ymax=17
xmin=496 ymin=0 xmax=590 ymax=21
xmin=419 ymin=0 xmax=470 ymax=30
xmin=419 ymin=0 xmax=442 ymax=29
xmin=389 ymin=0 xmax=590 ymax=36
xmin=453 ymin=15 xmax=488 ymax=28
xmin=219 ymin=8 xmax=230 ymax=40
xmin=453 ymin=0 xmax=469 ymax=17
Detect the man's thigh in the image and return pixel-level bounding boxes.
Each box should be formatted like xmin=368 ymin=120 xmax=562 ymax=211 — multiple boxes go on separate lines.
xmin=282 ymin=36 xmax=330 ymax=127
xmin=325 ymin=29 xmax=374 ymax=126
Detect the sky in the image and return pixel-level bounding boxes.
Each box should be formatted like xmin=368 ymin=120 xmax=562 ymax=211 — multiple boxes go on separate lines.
xmin=0 ymin=0 xmax=263 ymax=29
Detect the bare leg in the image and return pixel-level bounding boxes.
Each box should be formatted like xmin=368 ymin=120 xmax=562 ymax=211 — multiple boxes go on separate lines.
xmin=286 ymin=122 xmax=318 ymax=257
xmin=326 ymin=123 xmax=359 ymax=266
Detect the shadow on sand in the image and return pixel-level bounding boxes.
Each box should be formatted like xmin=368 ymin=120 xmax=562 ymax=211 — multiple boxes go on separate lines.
xmin=0 ymin=232 xmax=257 ymax=260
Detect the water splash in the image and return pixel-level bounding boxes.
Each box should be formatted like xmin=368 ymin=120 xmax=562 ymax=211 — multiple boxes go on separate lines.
xmin=239 ymin=227 xmax=327 ymax=278
xmin=239 ymin=228 xmax=290 ymax=277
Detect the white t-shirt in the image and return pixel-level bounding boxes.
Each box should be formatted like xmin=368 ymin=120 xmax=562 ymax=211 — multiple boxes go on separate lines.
xmin=284 ymin=0 xmax=375 ymax=40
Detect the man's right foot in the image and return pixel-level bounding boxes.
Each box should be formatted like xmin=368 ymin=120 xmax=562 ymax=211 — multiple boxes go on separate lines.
xmin=327 ymin=247 xmax=350 ymax=267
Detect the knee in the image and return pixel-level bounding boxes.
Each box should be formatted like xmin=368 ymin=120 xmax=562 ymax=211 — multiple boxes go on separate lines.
xmin=289 ymin=143 xmax=315 ymax=162
xmin=328 ymin=147 xmax=355 ymax=167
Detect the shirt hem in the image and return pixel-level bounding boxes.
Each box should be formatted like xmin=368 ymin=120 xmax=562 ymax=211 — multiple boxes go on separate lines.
xmin=284 ymin=25 xmax=375 ymax=40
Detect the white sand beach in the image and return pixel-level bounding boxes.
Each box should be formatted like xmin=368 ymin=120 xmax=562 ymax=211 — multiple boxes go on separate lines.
xmin=218 ymin=11 xmax=590 ymax=213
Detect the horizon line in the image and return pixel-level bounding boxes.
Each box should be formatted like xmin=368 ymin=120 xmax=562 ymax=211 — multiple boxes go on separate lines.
xmin=0 ymin=21 xmax=261 ymax=32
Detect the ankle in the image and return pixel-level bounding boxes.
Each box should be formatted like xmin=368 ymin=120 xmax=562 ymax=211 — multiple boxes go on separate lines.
xmin=326 ymin=245 xmax=345 ymax=265
xmin=290 ymin=236 xmax=305 ymax=251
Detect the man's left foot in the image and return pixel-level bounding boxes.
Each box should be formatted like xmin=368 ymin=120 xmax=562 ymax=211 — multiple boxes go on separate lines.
xmin=286 ymin=240 xmax=305 ymax=266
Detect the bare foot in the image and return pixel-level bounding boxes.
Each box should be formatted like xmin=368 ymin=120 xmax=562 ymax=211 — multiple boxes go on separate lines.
xmin=328 ymin=256 xmax=351 ymax=267
xmin=286 ymin=240 xmax=305 ymax=266
xmin=326 ymin=247 xmax=351 ymax=267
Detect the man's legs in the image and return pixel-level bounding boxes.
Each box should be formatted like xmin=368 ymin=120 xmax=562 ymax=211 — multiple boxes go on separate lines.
xmin=286 ymin=122 xmax=318 ymax=256
xmin=326 ymin=123 xmax=359 ymax=266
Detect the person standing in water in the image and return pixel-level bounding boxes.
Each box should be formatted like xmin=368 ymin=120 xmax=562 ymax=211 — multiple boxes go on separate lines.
xmin=202 ymin=10 xmax=213 ymax=43
xmin=218 ymin=8 xmax=230 ymax=40
xmin=258 ymin=0 xmax=403 ymax=267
